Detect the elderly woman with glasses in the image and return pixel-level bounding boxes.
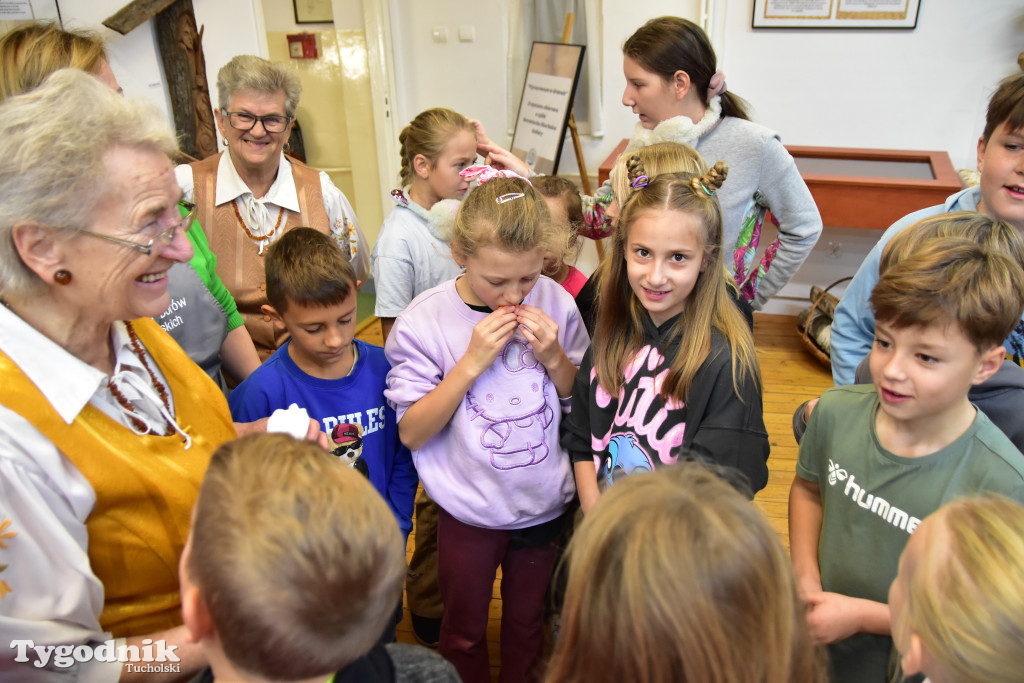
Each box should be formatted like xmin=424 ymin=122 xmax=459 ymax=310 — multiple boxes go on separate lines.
xmin=176 ymin=54 xmax=370 ymax=360
xmin=0 ymin=21 xmax=261 ymax=392
xmin=0 ymin=69 xmax=237 ymax=680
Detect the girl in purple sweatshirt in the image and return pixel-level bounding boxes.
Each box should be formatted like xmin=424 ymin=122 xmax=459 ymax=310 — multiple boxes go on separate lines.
xmin=385 ymin=169 xmax=590 ymax=683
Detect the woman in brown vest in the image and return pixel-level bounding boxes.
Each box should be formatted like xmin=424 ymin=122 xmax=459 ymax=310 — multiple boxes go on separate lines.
xmin=176 ymin=55 xmax=370 ymax=361
xmin=0 ymin=70 xmax=236 ymax=679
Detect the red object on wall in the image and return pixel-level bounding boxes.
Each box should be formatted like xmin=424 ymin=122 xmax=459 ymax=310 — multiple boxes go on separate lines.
xmin=287 ymin=33 xmax=317 ymax=59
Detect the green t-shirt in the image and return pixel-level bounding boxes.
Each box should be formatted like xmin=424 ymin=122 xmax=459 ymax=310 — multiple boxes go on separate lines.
xmin=797 ymin=384 xmax=1024 ymax=683
xmin=185 ymin=214 xmax=244 ymax=331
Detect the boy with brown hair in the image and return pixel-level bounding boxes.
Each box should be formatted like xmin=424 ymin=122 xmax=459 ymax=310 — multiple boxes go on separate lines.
xmin=229 ymin=228 xmax=416 ymax=545
xmin=790 ymin=213 xmax=1024 ymax=683
xmin=180 ymin=433 xmax=458 ymax=683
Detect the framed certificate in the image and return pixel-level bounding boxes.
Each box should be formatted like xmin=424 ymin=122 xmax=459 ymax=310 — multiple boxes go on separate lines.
xmin=293 ymin=0 xmax=333 ymax=24
xmin=753 ymin=0 xmax=920 ymax=29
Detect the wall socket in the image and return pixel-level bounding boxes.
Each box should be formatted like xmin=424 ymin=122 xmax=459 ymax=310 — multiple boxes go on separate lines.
xmin=827 ymin=241 xmax=843 ymax=258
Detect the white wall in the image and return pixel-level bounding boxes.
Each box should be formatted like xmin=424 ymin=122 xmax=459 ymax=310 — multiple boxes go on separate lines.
xmin=389 ymin=0 xmax=1024 ymax=175
xmin=388 ymin=0 xmax=511 ymax=144
xmin=386 ymin=0 xmax=1024 ymax=313
xmin=711 ymin=0 xmax=1024 ymax=172
xmin=58 ymin=0 xmax=265 ymax=126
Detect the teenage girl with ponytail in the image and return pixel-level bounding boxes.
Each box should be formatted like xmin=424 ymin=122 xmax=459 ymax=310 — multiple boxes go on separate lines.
xmin=562 ymin=159 xmax=770 ymax=513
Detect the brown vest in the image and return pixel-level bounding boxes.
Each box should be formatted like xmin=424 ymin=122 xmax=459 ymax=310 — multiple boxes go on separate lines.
xmin=0 ymin=318 xmax=237 ymax=638
xmin=190 ymin=152 xmax=330 ymax=361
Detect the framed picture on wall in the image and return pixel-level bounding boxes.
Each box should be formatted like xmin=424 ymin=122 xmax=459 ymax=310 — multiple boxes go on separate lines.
xmin=752 ymin=0 xmax=920 ymax=29
xmin=293 ymin=0 xmax=333 ymax=24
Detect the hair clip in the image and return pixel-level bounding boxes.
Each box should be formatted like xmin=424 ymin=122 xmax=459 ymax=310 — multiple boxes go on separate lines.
xmin=496 ymin=192 xmax=526 ymax=204
xmin=630 ymin=175 xmax=649 ymax=189
xmin=699 ymin=182 xmax=715 ymax=196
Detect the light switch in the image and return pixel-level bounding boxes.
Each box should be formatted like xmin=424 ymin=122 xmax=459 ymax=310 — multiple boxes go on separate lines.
xmin=432 ymin=26 xmax=448 ymax=43
xmin=458 ymin=25 xmax=475 ymax=42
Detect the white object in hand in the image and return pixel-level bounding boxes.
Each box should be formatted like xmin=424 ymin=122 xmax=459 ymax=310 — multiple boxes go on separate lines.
xmin=266 ymin=403 xmax=311 ymax=439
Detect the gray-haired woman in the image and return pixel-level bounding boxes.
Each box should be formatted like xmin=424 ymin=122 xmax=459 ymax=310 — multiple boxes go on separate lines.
xmin=176 ymin=54 xmax=370 ymax=360
xmin=0 ymin=69 xmax=235 ymax=680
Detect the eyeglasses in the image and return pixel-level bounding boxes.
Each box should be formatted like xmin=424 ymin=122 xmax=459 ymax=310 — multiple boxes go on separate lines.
xmin=221 ymin=110 xmax=293 ymax=133
xmin=78 ymin=201 xmax=196 ymax=256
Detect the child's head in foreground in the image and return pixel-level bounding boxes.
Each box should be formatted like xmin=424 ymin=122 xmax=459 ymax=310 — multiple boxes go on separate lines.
xmin=180 ymin=433 xmax=405 ymax=680
xmin=977 ymin=54 xmax=1024 ymax=231
xmin=398 ymin=107 xmax=477 ymax=206
xmin=869 ymin=213 xmax=1024 ymax=417
xmin=532 ymin=175 xmax=583 ymax=282
xmin=263 ymin=227 xmax=359 ymax=375
xmin=889 ymin=494 xmax=1024 ymax=683
xmin=450 ymin=175 xmax=556 ymax=309
xmin=544 ymin=463 xmax=825 ymax=683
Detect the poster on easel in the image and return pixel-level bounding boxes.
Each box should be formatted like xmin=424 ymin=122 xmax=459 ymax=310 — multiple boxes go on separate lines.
xmin=0 ymin=0 xmax=58 ymax=20
xmin=511 ymin=42 xmax=585 ymax=176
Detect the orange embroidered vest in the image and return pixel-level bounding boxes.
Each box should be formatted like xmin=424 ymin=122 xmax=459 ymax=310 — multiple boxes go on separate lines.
xmin=190 ymin=152 xmax=330 ymax=361
xmin=0 ymin=318 xmax=236 ymax=638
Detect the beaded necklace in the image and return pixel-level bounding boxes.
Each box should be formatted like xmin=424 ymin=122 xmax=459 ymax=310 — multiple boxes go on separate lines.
xmin=107 ymin=320 xmax=172 ymax=436
xmin=232 ymin=198 xmax=285 ymax=244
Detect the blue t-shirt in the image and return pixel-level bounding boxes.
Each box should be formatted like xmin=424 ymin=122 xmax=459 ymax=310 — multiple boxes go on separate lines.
xmin=230 ymin=339 xmax=416 ymax=539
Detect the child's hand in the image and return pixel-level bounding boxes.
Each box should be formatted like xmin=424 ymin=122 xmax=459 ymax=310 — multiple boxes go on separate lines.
xmin=803 ymin=590 xmax=868 ymax=644
xmin=460 ymin=306 xmax=518 ymax=377
xmin=516 ymin=304 xmax=564 ymax=367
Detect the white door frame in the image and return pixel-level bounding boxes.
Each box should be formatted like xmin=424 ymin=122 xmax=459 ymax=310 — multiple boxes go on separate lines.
xmin=361 ymin=0 xmax=401 ymax=218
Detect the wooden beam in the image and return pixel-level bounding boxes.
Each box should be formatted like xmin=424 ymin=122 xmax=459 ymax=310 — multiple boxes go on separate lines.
xmin=103 ymin=0 xmax=178 ymax=35
xmin=155 ymin=0 xmax=217 ymax=160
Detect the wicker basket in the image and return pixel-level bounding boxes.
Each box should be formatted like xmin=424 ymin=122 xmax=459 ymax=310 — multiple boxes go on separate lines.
xmin=796 ymin=277 xmax=852 ymax=368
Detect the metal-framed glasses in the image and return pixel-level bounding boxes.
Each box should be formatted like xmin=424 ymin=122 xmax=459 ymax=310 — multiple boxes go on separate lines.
xmin=221 ymin=109 xmax=293 ymax=133
xmin=78 ymin=201 xmax=196 ymax=256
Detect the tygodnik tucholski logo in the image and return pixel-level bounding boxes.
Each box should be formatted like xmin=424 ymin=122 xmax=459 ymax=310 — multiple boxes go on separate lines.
xmin=10 ymin=638 xmax=181 ymax=673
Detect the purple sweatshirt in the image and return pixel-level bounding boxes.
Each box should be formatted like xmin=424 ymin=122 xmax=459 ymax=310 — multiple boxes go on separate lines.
xmin=385 ymin=276 xmax=591 ymax=529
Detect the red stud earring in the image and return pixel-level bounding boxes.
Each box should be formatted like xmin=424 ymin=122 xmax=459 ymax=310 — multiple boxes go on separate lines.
xmin=53 ymin=270 xmax=72 ymax=285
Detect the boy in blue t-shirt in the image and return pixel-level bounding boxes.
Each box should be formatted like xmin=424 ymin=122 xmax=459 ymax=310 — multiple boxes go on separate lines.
xmin=230 ymin=228 xmax=416 ymax=544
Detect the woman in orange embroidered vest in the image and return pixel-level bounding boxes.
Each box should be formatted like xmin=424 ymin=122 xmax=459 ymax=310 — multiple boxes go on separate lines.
xmin=0 ymin=70 xmax=236 ymax=680
xmin=175 ymin=55 xmax=370 ymax=361
xmin=0 ymin=20 xmax=262 ymax=395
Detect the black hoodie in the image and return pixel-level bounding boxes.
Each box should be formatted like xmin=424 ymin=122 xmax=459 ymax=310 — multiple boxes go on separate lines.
xmin=562 ymin=313 xmax=770 ymax=496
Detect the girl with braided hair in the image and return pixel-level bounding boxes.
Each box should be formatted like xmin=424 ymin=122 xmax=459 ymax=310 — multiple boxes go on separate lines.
xmin=562 ymin=159 xmax=769 ymax=513
xmin=372 ymin=107 xmax=479 ymax=342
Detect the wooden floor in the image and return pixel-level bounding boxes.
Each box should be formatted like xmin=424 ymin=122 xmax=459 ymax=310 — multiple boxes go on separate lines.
xmin=356 ymin=313 xmax=835 ymax=677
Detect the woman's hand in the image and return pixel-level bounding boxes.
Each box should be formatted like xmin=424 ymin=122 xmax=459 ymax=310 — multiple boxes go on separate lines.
xmin=477 ymin=143 xmax=532 ymax=178
xmin=234 ymin=417 xmax=330 ymax=449
xmin=458 ymin=306 xmax=518 ymax=378
xmin=469 ymin=118 xmax=493 ymax=148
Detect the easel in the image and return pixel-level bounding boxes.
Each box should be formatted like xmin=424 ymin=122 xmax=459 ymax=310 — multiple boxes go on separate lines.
xmin=560 ymin=14 xmax=605 ymax=260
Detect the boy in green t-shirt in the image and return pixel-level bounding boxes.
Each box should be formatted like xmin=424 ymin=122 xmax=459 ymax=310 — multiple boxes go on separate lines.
xmin=789 ymin=213 xmax=1024 ymax=683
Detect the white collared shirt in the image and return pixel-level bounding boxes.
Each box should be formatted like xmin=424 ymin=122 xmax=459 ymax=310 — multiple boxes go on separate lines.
xmin=175 ymin=153 xmax=370 ymax=280
xmin=0 ymin=305 xmax=179 ymax=681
